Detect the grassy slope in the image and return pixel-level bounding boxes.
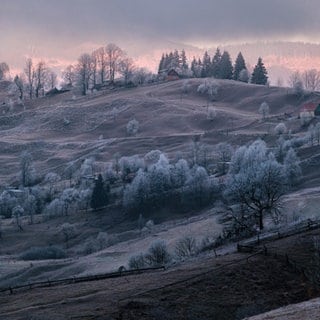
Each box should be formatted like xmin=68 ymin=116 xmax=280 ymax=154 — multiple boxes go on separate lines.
xmin=1 ymin=79 xmax=320 ymax=318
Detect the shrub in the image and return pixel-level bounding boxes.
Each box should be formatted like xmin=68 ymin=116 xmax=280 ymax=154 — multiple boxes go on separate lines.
xmin=175 ymin=236 xmax=198 ymax=258
xmin=20 ymin=246 xmax=66 ymax=260
xmin=274 ymin=122 xmax=287 ymax=135
xmin=128 ymin=253 xmax=146 ymax=270
xmin=207 ymin=106 xmax=217 ymax=121
xmin=144 ymin=240 xmax=171 ymax=267
xmin=126 ymin=118 xmax=139 ymax=136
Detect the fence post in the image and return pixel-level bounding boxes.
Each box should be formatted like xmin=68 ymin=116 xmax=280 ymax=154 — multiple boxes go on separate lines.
xmin=263 ymin=245 xmax=267 ymax=256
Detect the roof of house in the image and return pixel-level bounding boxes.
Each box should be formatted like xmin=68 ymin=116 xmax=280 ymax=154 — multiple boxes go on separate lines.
xmin=301 ymin=102 xmax=319 ymax=112
xmin=167 ymin=69 xmax=179 ymax=76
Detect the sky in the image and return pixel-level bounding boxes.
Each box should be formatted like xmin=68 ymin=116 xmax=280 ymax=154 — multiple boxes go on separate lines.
xmin=1 ymin=0 xmax=320 ymax=76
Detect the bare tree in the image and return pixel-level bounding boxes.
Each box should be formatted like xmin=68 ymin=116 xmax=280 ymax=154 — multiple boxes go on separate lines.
xmin=302 ymin=69 xmax=320 ymax=92
xmin=95 ymin=47 xmax=107 ymax=84
xmin=259 ymin=101 xmax=270 ymax=119
xmin=24 ymin=58 xmax=35 ymax=99
xmin=12 ymin=205 xmax=24 ymax=231
xmin=14 ymin=75 xmax=25 ymax=100
xmin=288 ymin=71 xmax=304 ymax=96
xmin=91 ymin=50 xmax=99 ymax=88
xmin=34 ymin=60 xmax=47 ymax=97
xmin=62 ymin=65 xmax=76 ymax=86
xmin=47 ymin=70 xmax=57 ymax=90
xmin=0 ymin=62 xmax=10 ymax=80
xmin=76 ymin=53 xmax=92 ymax=95
xmin=106 ymin=43 xmax=124 ymax=84
xmin=119 ymin=57 xmax=135 ymax=85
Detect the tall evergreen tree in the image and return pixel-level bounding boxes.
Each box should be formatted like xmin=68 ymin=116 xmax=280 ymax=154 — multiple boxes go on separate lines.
xmin=201 ymin=51 xmax=211 ymax=78
xmin=251 ymin=57 xmax=268 ymax=85
xmin=90 ymin=174 xmax=109 ymax=210
xmin=212 ymin=48 xmax=222 ymax=78
xmin=181 ymin=49 xmax=188 ymax=70
xmin=219 ymin=51 xmax=233 ymax=79
xmin=158 ymin=54 xmax=165 ymax=73
xmin=172 ymin=49 xmax=180 ymax=68
xmin=234 ymin=52 xmax=247 ymax=81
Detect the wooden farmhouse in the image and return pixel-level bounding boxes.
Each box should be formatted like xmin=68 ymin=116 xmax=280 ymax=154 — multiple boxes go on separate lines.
xmin=166 ymin=69 xmax=180 ymax=81
xmin=300 ymin=102 xmax=319 ymax=118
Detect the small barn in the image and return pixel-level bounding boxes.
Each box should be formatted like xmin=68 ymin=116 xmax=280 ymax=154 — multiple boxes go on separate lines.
xmin=166 ymin=69 xmax=180 ymax=81
xmin=300 ymin=102 xmax=317 ymax=118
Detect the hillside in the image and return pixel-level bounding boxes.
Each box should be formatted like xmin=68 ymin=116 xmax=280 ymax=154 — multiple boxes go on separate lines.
xmin=1 ymin=79 xmax=320 ymax=319
xmin=0 ymin=78 xmax=318 ymax=185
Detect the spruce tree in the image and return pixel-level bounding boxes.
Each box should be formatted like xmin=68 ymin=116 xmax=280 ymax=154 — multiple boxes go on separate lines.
xmin=201 ymin=51 xmax=211 ymax=78
xmin=234 ymin=52 xmax=247 ymax=81
xmin=219 ymin=51 xmax=233 ymax=79
xmin=212 ymin=48 xmax=222 ymax=78
xmin=181 ymin=49 xmax=188 ymax=70
xmin=158 ymin=54 xmax=165 ymax=73
xmin=90 ymin=174 xmax=109 ymax=210
xmin=251 ymin=57 xmax=268 ymax=85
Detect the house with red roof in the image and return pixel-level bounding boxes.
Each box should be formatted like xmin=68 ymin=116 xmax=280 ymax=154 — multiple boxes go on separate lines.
xmin=300 ymin=102 xmax=319 ymax=118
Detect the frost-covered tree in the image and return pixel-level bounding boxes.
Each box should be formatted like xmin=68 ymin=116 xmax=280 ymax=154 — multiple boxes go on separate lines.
xmin=12 ymin=205 xmax=24 ymax=231
xmin=274 ymin=122 xmax=287 ymax=135
xmin=183 ymin=166 xmax=213 ymax=208
xmin=0 ymin=62 xmax=9 ymax=80
xmin=126 ymin=118 xmax=139 ymax=136
xmin=23 ymin=193 xmax=37 ymax=224
xmin=238 ymin=68 xmax=250 ymax=83
xmin=60 ymin=223 xmax=76 ymax=248
xmin=216 ymin=142 xmax=234 ymax=174
xmin=207 ymin=106 xmax=217 ymax=121
xmin=123 ymin=169 xmax=149 ymax=213
xmin=144 ymin=150 xmax=162 ymax=168
xmin=288 ymin=71 xmax=304 ymax=96
xmin=119 ymin=155 xmax=144 ymax=182
xmin=44 ymin=198 xmax=64 ymax=219
xmin=259 ymin=102 xmax=270 ymax=119
xmin=225 ymin=140 xmax=287 ymax=230
xmin=0 ymin=191 xmax=17 ymax=218
xmin=197 ymin=80 xmax=219 ymax=101
xmin=284 ymin=148 xmax=301 ymax=186
xmin=64 ymin=161 xmax=78 ymax=187
xmin=61 ymin=188 xmax=79 ymax=215
xmin=170 ymin=159 xmax=190 ymax=188
xmin=44 ymin=172 xmax=61 ymax=201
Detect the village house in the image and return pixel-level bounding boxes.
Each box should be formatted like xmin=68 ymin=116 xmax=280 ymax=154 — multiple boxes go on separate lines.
xmin=300 ymin=102 xmax=320 ymax=119
xmin=166 ymin=69 xmax=180 ymax=81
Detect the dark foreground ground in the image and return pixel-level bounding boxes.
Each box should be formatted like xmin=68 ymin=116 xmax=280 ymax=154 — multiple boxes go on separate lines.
xmin=1 ymin=229 xmax=320 ymax=320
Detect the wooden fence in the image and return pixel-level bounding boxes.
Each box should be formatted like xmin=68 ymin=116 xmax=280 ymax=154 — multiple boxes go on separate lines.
xmin=0 ymin=266 xmax=165 ymax=295
xmin=237 ymin=218 xmax=320 ymax=287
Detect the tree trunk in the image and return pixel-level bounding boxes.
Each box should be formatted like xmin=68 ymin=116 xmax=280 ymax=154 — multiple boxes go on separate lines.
xmin=259 ymin=211 xmax=264 ymax=230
